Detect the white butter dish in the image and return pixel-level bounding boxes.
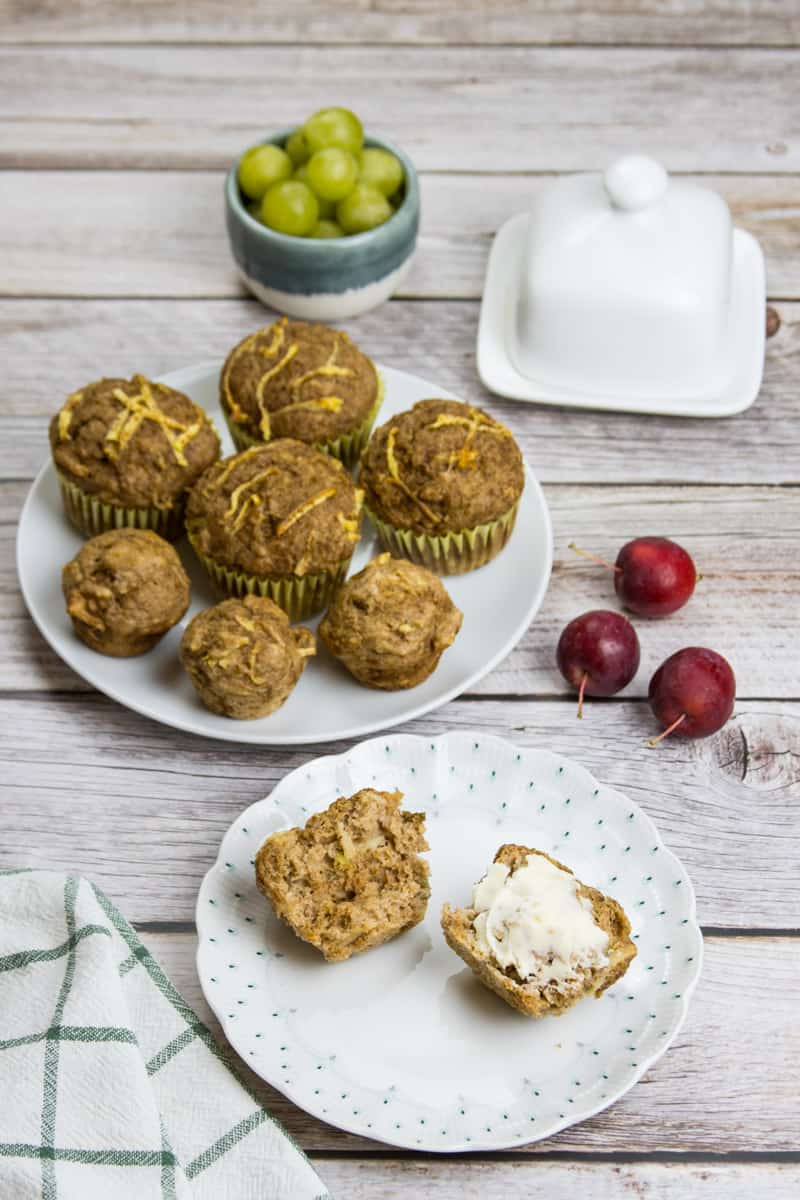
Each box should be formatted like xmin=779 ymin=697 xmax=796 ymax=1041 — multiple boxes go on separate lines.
xmin=477 ymin=156 xmax=766 ymax=418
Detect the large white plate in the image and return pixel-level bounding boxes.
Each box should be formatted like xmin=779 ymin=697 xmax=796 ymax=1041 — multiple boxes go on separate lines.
xmin=196 ymin=731 xmax=703 ymax=1152
xmin=16 ymin=363 xmax=552 ymax=745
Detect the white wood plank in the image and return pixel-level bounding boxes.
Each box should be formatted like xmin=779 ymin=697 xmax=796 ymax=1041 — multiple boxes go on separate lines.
xmin=140 ymin=930 xmax=800 ymax=1154
xmin=2 ymin=173 xmax=798 ymax=300
xmin=4 ymin=478 xmax=800 ymax=698
xmin=0 ymin=298 xmax=798 ymax=486
xmin=0 ymin=46 xmax=798 ymax=171
xmin=3 ymin=0 xmax=799 ymax=48
xmin=0 ymin=694 xmax=797 ymax=927
xmin=313 ymin=1161 xmax=800 ymax=1197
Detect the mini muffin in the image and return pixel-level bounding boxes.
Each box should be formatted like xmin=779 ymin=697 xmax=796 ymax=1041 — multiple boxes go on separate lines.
xmin=180 ymin=595 xmax=315 ymax=719
xmin=219 ymin=317 xmax=383 ymax=466
xmin=359 ymin=399 xmax=525 ymax=574
xmin=185 ymin=439 xmax=363 ymax=621
xmin=50 ymin=375 xmax=220 ymax=541
xmin=62 ymin=528 xmax=190 ymax=657
xmin=441 ymin=845 xmax=636 ymax=1018
xmin=319 ymin=553 xmax=462 ymax=689
xmin=256 ymin=788 xmax=430 ymax=962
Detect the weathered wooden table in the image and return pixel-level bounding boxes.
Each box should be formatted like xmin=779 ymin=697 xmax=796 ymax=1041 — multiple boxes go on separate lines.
xmin=1 ymin=3 xmax=798 ymax=1195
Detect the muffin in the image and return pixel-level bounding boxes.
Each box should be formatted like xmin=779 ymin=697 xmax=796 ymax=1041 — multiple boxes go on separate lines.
xmin=319 ymin=553 xmax=462 ymax=689
xmin=219 ymin=317 xmax=383 ymax=466
xmin=50 ymin=375 xmax=220 ymax=540
xmin=359 ymin=399 xmax=524 ymax=573
xmin=62 ymin=528 xmax=190 ymax=657
xmin=185 ymin=439 xmax=363 ymax=621
xmin=255 ymin=788 xmax=430 ymax=962
xmin=441 ymin=845 xmax=636 ymax=1018
xmin=180 ymin=595 xmax=315 ymax=719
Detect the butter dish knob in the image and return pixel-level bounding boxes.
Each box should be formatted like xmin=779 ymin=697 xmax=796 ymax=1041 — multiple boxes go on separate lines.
xmin=604 ymin=155 xmax=669 ymax=211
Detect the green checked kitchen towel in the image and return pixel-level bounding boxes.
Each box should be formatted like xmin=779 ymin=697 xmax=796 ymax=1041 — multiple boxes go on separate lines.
xmin=0 ymin=870 xmax=331 ymax=1200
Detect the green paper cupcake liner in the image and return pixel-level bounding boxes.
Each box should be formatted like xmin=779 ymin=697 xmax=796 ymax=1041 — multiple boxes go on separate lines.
xmin=187 ymin=533 xmax=351 ymax=622
xmin=222 ymin=372 xmax=384 ymax=469
xmin=57 ymin=474 xmax=185 ymax=542
xmin=364 ymin=500 xmax=521 ymax=575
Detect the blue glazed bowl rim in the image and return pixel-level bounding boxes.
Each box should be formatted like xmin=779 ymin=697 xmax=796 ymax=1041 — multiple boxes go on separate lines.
xmin=225 ymin=128 xmax=419 ymax=256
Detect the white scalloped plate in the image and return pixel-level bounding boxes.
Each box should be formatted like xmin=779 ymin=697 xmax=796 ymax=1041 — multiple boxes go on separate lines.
xmin=196 ymin=732 xmax=702 ymax=1152
xmin=16 ymin=363 xmax=552 ymax=745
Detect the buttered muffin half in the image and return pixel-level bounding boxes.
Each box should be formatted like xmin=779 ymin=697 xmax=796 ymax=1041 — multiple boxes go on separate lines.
xmin=441 ymin=845 xmax=636 ymax=1017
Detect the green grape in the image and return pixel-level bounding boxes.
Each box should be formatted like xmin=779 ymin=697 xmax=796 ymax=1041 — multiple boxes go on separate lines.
xmin=285 ymin=128 xmax=310 ymax=166
xmin=311 ymin=219 xmax=345 ymax=239
xmin=293 ymin=165 xmax=335 ymax=217
xmin=358 ymin=148 xmax=404 ymax=197
xmin=307 ymin=148 xmax=359 ymax=202
xmin=336 ymin=183 xmax=392 ymax=234
xmin=260 ymin=180 xmax=319 ymax=237
xmin=303 ymin=107 xmax=364 ymax=156
xmin=237 ymin=143 xmax=292 ymax=201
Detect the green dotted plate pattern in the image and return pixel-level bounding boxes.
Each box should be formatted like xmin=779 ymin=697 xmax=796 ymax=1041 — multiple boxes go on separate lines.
xmin=196 ymin=731 xmax=703 ymax=1153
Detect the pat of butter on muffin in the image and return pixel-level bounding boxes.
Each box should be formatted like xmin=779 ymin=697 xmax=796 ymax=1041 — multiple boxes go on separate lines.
xmin=471 ymin=855 xmax=610 ymax=992
xmin=441 ymin=845 xmax=636 ymax=1017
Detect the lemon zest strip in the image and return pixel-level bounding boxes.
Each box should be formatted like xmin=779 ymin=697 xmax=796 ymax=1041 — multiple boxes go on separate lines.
xmin=337 ymin=512 xmax=360 ymax=538
xmin=103 ymin=376 xmax=200 ymax=466
xmin=276 ymin=487 xmax=336 ymax=537
xmin=57 ymin=390 xmax=84 ymax=441
xmin=233 ymin=614 xmax=258 ymax=633
xmin=221 ymin=319 xmax=288 ymax=427
xmin=224 ymin=467 xmax=279 ymax=519
xmin=230 ymin=492 xmax=262 ymax=534
xmin=426 ymin=410 xmax=510 ymax=437
xmin=255 ymin=343 xmax=300 ymax=438
xmin=205 ymin=445 xmax=263 ymax=495
xmin=257 ymin=318 xmax=287 ymax=359
xmin=283 ymin=333 xmax=354 ymax=412
xmin=425 ymin=409 xmax=511 ymax=474
xmin=284 ymin=395 xmax=345 ymax=414
xmin=384 ymin=427 xmax=439 ymax=526
xmin=220 ymin=331 xmax=260 ymax=423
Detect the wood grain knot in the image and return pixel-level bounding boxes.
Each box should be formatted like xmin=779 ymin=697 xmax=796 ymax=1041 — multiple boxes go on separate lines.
xmin=710 ymin=714 xmax=800 ymax=791
xmin=766 ymin=305 xmax=781 ymax=339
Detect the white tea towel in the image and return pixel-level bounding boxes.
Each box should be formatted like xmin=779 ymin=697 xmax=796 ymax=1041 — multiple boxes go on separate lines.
xmin=0 ymin=869 xmax=331 ymax=1200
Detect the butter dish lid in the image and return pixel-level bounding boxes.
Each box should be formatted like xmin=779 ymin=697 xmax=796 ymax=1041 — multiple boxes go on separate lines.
xmin=477 ymin=154 xmax=766 ymax=417
xmin=510 ymin=155 xmax=737 ymax=400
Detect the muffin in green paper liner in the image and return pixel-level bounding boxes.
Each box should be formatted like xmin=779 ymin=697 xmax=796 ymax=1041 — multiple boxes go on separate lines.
xmin=358 ymin=399 xmax=525 ymax=574
xmin=185 ymin=439 xmax=363 ymax=622
xmin=219 ymin=317 xmax=383 ymax=467
xmin=49 ymin=375 xmax=221 ymax=541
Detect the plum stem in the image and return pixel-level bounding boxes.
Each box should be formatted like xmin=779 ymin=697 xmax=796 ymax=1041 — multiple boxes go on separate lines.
xmin=577 ymin=671 xmax=588 ymax=720
xmin=568 ymin=542 xmax=621 ymax=573
xmin=648 ymin=712 xmax=687 ymax=746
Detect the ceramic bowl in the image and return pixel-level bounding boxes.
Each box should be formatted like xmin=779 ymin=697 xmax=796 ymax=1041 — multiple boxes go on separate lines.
xmin=225 ymin=130 xmax=419 ymax=320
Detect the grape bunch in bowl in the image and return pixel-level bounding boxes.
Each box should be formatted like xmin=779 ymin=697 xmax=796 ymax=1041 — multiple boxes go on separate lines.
xmin=224 ymin=107 xmax=419 ymax=320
